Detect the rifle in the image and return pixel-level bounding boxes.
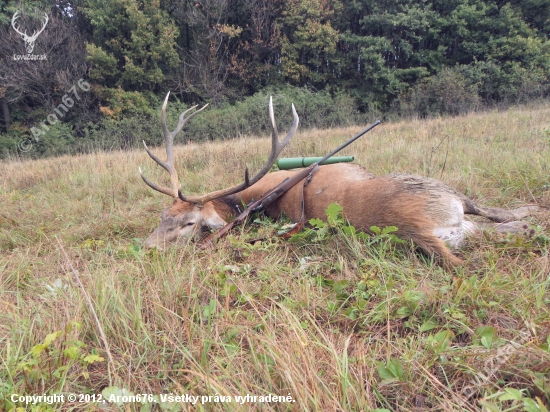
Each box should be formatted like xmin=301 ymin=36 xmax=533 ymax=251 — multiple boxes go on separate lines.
xmin=199 ymin=120 xmax=381 ymax=249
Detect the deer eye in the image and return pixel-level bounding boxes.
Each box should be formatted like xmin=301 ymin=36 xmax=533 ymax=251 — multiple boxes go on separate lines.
xmin=186 ymin=222 xmax=195 ymax=226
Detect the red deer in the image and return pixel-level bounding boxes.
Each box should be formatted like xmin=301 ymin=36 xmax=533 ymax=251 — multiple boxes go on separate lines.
xmin=140 ymin=93 xmax=538 ymax=267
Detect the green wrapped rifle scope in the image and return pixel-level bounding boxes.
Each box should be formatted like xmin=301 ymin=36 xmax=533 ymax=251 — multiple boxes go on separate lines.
xmin=276 ymin=156 xmax=354 ymax=170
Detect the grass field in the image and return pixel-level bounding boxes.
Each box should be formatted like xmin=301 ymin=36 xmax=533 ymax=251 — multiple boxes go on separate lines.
xmin=1 ymin=103 xmax=550 ymax=411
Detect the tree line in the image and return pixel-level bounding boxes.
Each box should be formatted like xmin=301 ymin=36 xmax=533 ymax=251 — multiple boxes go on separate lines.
xmin=1 ymin=0 xmax=549 ymax=158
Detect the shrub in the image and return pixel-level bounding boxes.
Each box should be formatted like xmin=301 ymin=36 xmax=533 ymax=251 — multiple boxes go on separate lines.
xmin=0 ymin=122 xmax=77 ymax=160
xmin=401 ymin=68 xmax=481 ymax=117
xmin=97 ymin=86 xmax=363 ymax=147
xmin=0 ymin=86 xmax=365 ymax=159
xmin=458 ymin=60 xmax=550 ymax=104
xmin=81 ymin=114 xmax=159 ymax=151
xmin=185 ymin=86 xmax=362 ymax=141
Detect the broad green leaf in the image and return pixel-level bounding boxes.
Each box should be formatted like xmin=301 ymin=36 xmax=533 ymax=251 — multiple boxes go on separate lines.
xmin=309 ymin=218 xmax=325 ymax=228
xmin=387 ymin=359 xmax=404 ymax=379
xmin=475 ymin=326 xmax=496 ymax=340
xmin=333 ymin=279 xmax=349 ymax=293
xmin=382 ymin=226 xmax=398 ymax=234
xmin=523 ymin=399 xmax=540 ymax=412
xmin=420 ymin=319 xmax=439 ymax=332
xmin=481 ymin=335 xmax=492 ymax=349
xmin=30 ymin=343 xmax=47 ymax=357
xmin=325 ymin=203 xmax=343 ymax=225
xmin=498 ymin=387 xmax=523 ymax=401
xmin=64 ymin=345 xmax=81 ymax=359
xmin=43 ymin=330 xmax=63 ymax=346
xmin=478 ymin=401 xmax=499 ymax=411
xmin=395 ymin=306 xmax=413 ymax=318
xmin=83 ymin=354 xmax=104 ymax=364
xmin=102 ymin=387 xmax=134 ymax=406
xmin=370 ymin=226 xmax=381 ymax=235
xmin=378 ymin=359 xmax=404 ymax=381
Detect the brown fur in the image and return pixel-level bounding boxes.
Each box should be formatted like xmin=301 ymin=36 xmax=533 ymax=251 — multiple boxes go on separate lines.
xmin=236 ymin=165 xmax=463 ymax=267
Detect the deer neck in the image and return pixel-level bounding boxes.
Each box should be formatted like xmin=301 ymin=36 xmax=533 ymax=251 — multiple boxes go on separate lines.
xmin=210 ymin=196 xmax=244 ymax=221
xmin=213 ymin=181 xmax=284 ymax=221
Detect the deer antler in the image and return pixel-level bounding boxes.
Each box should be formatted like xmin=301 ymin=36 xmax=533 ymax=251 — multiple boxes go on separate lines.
xmin=31 ymin=13 xmax=49 ymax=41
xmin=11 ymin=11 xmax=27 ymax=38
xmin=178 ymin=96 xmax=299 ymax=205
xmin=141 ymin=94 xmax=299 ymax=205
xmin=139 ymin=92 xmax=208 ymax=198
xmin=11 ymin=11 xmax=48 ymax=41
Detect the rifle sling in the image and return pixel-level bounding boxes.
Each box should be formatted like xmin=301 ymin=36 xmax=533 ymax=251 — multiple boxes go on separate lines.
xmin=279 ymin=164 xmax=319 ymax=239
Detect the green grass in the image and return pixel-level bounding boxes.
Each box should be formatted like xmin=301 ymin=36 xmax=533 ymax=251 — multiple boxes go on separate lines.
xmin=1 ymin=104 xmax=550 ymax=411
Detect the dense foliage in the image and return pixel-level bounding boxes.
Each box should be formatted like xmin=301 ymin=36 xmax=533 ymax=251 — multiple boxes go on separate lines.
xmin=1 ymin=0 xmax=549 ymax=157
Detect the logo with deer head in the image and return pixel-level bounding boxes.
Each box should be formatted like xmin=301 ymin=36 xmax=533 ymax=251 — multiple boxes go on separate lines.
xmin=11 ymin=11 xmax=49 ymax=54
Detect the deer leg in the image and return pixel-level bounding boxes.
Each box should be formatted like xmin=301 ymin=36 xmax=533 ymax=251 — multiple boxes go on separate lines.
xmin=472 ymin=220 xmax=532 ymax=235
xmin=462 ymin=200 xmax=539 ymax=223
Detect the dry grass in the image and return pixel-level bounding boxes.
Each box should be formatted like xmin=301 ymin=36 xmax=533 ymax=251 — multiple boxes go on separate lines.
xmin=1 ymin=104 xmax=549 ymax=411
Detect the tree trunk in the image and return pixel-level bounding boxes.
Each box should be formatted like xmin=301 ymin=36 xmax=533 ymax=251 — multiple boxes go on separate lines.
xmin=2 ymin=98 xmax=10 ymax=132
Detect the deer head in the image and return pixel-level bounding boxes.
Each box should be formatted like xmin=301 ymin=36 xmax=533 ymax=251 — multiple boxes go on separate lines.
xmin=11 ymin=11 xmax=49 ymax=54
xmin=140 ymin=92 xmax=299 ymax=249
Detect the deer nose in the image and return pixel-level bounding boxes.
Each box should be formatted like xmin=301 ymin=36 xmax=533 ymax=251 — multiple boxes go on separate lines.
xmin=144 ymin=231 xmax=164 ymax=250
xmin=144 ymin=240 xmax=162 ymax=250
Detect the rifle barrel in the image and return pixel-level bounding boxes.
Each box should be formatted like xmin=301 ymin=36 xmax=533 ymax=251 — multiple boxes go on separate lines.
xmin=318 ymin=120 xmax=381 ymax=165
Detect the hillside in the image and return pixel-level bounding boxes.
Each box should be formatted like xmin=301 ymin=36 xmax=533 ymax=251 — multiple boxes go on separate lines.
xmin=1 ymin=104 xmax=550 ymax=410
xmin=2 ymin=0 xmax=550 ymax=156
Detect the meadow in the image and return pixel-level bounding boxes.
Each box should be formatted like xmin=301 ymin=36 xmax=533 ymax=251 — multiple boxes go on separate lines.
xmin=1 ymin=103 xmax=549 ymax=411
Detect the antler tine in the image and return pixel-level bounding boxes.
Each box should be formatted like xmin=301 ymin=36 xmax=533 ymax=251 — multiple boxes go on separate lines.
xmin=140 ymin=91 xmax=208 ymax=198
xmin=11 ymin=11 xmax=26 ymax=36
xmin=139 ymin=166 xmax=175 ymax=197
xmin=179 ymin=96 xmax=299 ymax=205
xmin=270 ymin=96 xmax=299 ymax=156
xmin=32 ymin=13 xmax=48 ymax=38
